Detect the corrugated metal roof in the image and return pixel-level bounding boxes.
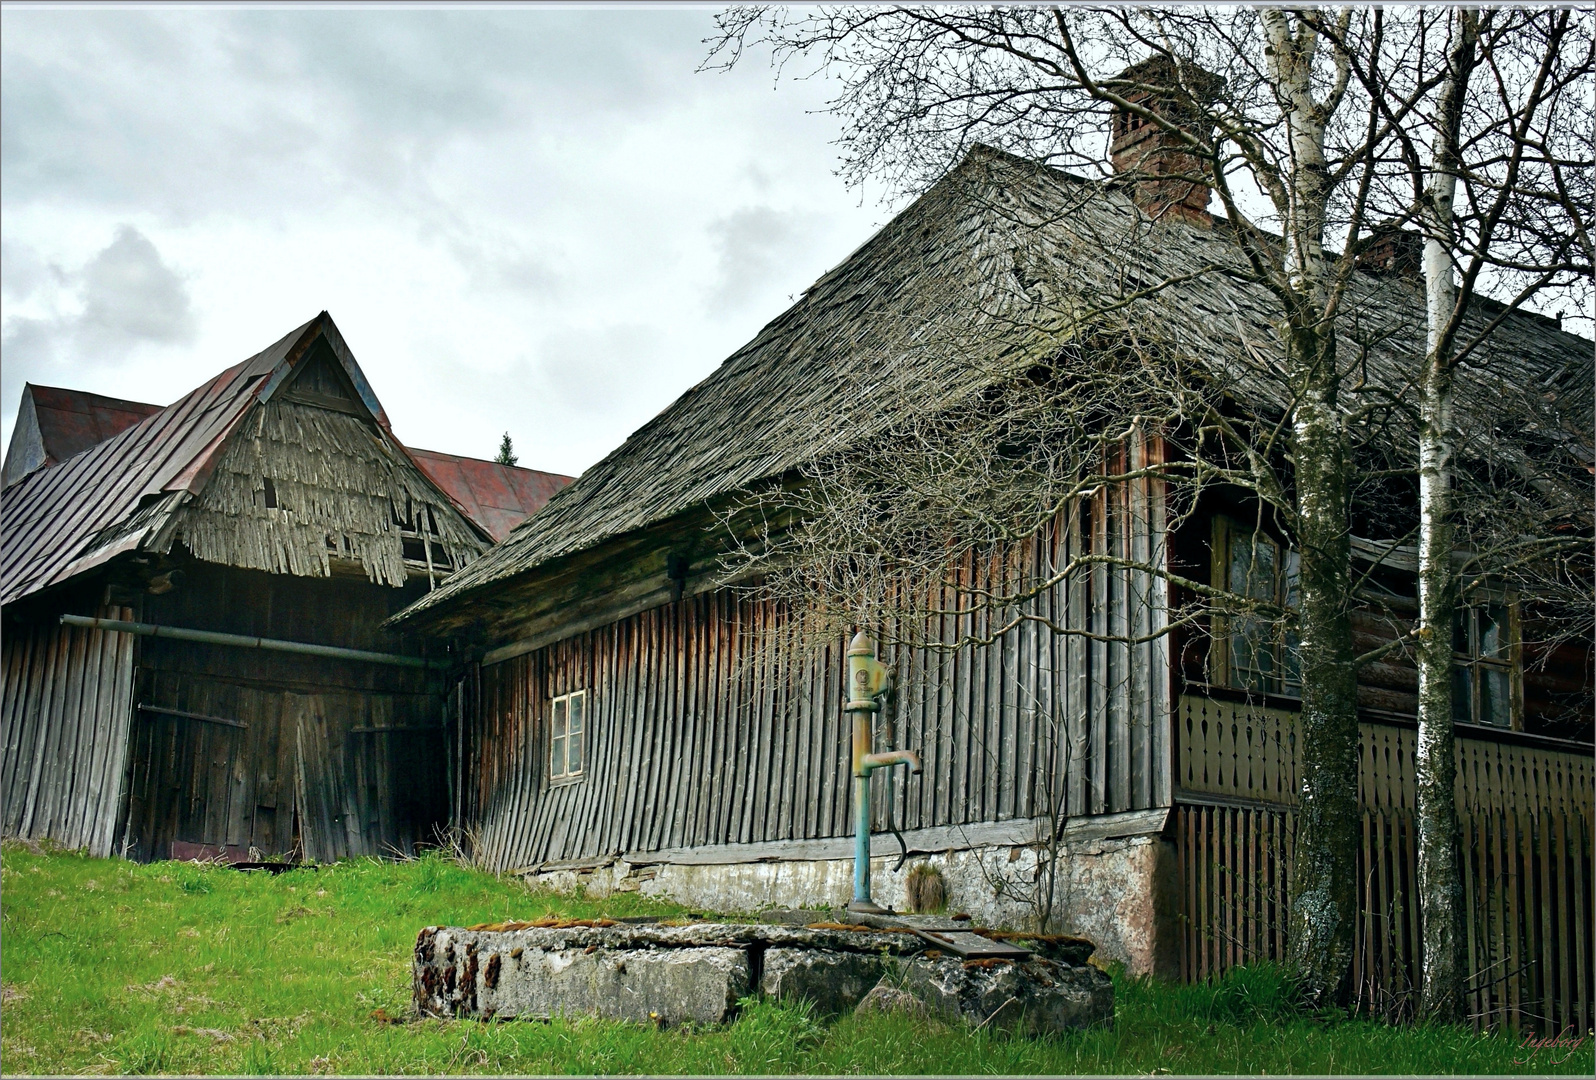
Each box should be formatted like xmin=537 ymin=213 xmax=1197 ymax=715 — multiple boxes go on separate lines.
xmin=1 ymin=386 xmax=164 ymax=489
xmin=408 ymin=449 xmax=571 ymax=543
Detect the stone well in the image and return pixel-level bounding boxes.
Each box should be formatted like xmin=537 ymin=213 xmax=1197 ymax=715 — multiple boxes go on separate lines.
xmin=412 ymin=918 xmax=1112 ymax=1035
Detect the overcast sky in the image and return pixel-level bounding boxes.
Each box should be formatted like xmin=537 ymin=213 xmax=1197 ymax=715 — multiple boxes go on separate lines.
xmin=1 ymin=3 xmax=890 ymax=476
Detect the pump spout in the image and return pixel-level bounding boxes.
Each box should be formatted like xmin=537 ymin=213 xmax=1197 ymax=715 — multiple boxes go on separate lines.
xmin=861 ymin=748 xmax=921 ymax=775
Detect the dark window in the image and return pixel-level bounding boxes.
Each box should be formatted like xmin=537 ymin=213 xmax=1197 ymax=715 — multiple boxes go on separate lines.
xmin=1215 ymin=517 xmax=1301 ymax=697
xmin=1453 ymin=602 xmax=1518 ymax=728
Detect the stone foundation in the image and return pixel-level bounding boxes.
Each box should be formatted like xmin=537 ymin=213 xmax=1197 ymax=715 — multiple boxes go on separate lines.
xmin=413 ymin=921 xmax=1113 ymax=1034
xmin=522 ymin=827 xmax=1178 ymax=978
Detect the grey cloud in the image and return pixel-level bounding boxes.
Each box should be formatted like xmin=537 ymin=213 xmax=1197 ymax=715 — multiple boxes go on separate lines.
xmin=449 ymin=235 xmax=564 ymax=298
xmin=0 ymin=238 xmax=61 ymax=303
xmin=0 ymin=8 xmax=718 ymax=221
xmin=78 ymin=226 xmax=195 ymax=347
xmin=706 ymin=206 xmax=809 ymax=312
xmin=0 ymin=226 xmax=194 ymax=405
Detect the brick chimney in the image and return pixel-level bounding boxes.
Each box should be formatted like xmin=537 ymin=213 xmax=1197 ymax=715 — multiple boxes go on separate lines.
xmin=1109 ymin=56 xmax=1222 ymax=226
xmin=1356 ymin=226 xmax=1423 ymax=275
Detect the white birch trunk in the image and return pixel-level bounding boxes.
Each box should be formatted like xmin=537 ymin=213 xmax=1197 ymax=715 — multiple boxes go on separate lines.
xmin=1260 ymin=7 xmax=1363 ymax=1008
xmin=1415 ymin=7 xmax=1478 ymax=1025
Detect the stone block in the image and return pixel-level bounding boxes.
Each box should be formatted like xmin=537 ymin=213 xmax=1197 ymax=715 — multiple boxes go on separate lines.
xmin=891 ymin=954 xmax=1113 ymax=1036
xmin=759 ymin=947 xmax=885 ymax=1015
xmin=414 ymin=927 xmax=749 ymax=1026
xmin=411 ymin=921 xmax=1111 ymax=1035
xmin=855 ymin=983 xmax=930 ymax=1018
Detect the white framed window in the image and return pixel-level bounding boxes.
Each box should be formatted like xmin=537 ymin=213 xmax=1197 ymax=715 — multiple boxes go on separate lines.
xmin=549 ymin=690 xmax=586 ymax=782
xmin=1453 ymin=600 xmax=1519 ymax=729
xmin=1212 ymin=516 xmax=1301 ymax=697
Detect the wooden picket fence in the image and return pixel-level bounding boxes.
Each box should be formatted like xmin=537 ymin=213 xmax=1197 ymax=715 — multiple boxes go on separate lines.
xmin=1174 ymin=694 xmax=1594 ymax=1032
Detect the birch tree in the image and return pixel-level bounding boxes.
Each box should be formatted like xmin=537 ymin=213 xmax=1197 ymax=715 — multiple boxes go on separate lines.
xmin=1412 ymin=7 xmax=1477 ymax=1025
xmin=706 ymin=4 xmax=1591 ymax=1005
xmin=1372 ymin=6 xmax=1594 ymax=1021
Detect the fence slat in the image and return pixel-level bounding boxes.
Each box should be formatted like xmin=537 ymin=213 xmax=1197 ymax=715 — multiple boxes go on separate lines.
xmin=1175 ymin=695 xmax=1591 ymax=1032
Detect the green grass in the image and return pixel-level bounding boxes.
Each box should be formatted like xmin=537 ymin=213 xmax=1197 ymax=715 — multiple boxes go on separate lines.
xmin=2 ymin=843 xmax=1588 ymax=1076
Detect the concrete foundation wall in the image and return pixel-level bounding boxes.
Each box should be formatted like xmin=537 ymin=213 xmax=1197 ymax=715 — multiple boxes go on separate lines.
xmin=524 ymin=830 xmax=1179 ymax=979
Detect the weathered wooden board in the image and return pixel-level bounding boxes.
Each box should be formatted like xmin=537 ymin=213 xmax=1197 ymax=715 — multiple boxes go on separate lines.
xmin=0 ymin=604 xmax=136 ymax=857
xmin=459 ymin=488 xmax=1172 ymax=873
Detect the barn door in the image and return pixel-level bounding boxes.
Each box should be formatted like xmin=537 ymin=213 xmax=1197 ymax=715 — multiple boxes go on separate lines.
xmin=127 ymin=708 xmax=245 ymax=862
xmin=293 ymin=699 xmax=358 ymax=862
xmin=125 ymin=674 xmax=305 ymax=862
xmin=292 ymin=692 xmax=448 ymax=862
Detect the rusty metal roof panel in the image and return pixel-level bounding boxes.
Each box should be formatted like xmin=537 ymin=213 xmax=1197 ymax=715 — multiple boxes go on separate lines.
xmin=408 ymin=448 xmax=572 ymax=543
xmin=1 ymin=385 xmax=164 ymax=488
xmin=1 ymin=316 xmax=320 ymax=606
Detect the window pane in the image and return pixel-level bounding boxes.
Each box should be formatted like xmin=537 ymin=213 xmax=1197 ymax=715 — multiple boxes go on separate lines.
xmin=553 ymin=697 xmax=567 ymax=740
xmin=1479 ymin=667 xmax=1511 ymax=727
xmin=1231 ymin=618 xmax=1273 ymax=690
xmin=1452 ymin=665 xmax=1473 ymax=723
xmin=568 ymin=728 xmax=582 ymax=775
xmin=569 ymin=692 xmax=584 ymax=736
xmin=1479 ymin=605 xmax=1507 ymax=660
xmin=1230 ymin=532 xmax=1276 ymax=601
xmin=551 ymin=733 xmax=566 ymax=777
xmin=1453 ymin=610 xmax=1471 ymax=655
xmin=1280 ymin=627 xmax=1301 ymax=693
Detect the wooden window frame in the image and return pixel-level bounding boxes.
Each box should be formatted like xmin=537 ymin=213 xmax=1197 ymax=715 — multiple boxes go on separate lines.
xmin=1210 ymin=515 xmax=1302 ymax=699
xmin=548 ymin=689 xmax=587 ymax=786
xmin=1453 ymin=596 xmax=1522 ymax=730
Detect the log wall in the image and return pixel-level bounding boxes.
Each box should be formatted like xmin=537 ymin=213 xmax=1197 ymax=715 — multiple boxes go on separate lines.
xmin=459 ymin=483 xmax=1171 ymax=872
xmin=122 ymin=560 xmax=447 ymax=862
xmin=0 ymin=604 xmax=136 ymax=857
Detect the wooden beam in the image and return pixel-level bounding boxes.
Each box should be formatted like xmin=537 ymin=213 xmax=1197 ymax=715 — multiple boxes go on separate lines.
xmin=137 ymin=704 xmax=248 ymax=729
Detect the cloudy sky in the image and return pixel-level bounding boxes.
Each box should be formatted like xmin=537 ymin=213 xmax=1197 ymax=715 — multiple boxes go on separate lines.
xmin=1 ymin=4 xmax=890 ymax=476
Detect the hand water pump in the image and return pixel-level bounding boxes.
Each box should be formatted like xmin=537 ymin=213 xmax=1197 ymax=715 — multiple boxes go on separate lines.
xmin=845 ymin=629 xmax=922 ymax=914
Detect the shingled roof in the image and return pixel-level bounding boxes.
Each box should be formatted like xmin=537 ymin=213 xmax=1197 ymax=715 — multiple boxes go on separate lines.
xmin=395 ymin=145 xmax=1594 ymax=628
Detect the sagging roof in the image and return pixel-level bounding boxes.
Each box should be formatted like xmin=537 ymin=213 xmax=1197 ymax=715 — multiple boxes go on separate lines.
xmin=396 ymin=145 xmax=1594 ymax=629
xmin=0 ymin=312 xmax=478 ymax=607
xmin=408 ymin=450 xmax=572 ymax=544
xmin=2 ymin=385 xmax=164 ymax=489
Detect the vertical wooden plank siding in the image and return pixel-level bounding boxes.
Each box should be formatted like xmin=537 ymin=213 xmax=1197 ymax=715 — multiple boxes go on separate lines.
xmin=467 ymin=475 xmax=1171 ymax=873
xmin=0 ymin=606 xmax=136 ymax=857
xmin=1174 ymin=694 xmax=1594 ymax=1033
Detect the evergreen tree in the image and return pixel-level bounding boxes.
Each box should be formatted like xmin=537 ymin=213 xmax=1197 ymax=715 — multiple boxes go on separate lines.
xmin=494 ymin=433 xmax=518 ymax=467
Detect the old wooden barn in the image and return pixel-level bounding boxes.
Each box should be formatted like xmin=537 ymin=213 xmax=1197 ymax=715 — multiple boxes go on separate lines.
xmin=0 ymin=312 xmax=569 ymax=863
xmin=394 ymin=120 xmax=1593 ymax=1030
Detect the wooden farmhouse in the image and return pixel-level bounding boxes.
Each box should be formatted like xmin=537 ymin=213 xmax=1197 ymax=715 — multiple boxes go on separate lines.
xmin=394 ymin=130 xmax=1593 ymax=1026
xmin=1 ymin=312 xmax=568 ymax=864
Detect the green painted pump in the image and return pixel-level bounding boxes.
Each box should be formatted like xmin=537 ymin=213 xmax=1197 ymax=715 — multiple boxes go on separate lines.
xmin=845 ymin=629 xmax=922 ymax=914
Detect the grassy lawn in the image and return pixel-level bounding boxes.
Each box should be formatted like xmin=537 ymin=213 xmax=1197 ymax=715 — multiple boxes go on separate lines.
xmin=1 ymin=842 xmax=1588 ymax=1076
